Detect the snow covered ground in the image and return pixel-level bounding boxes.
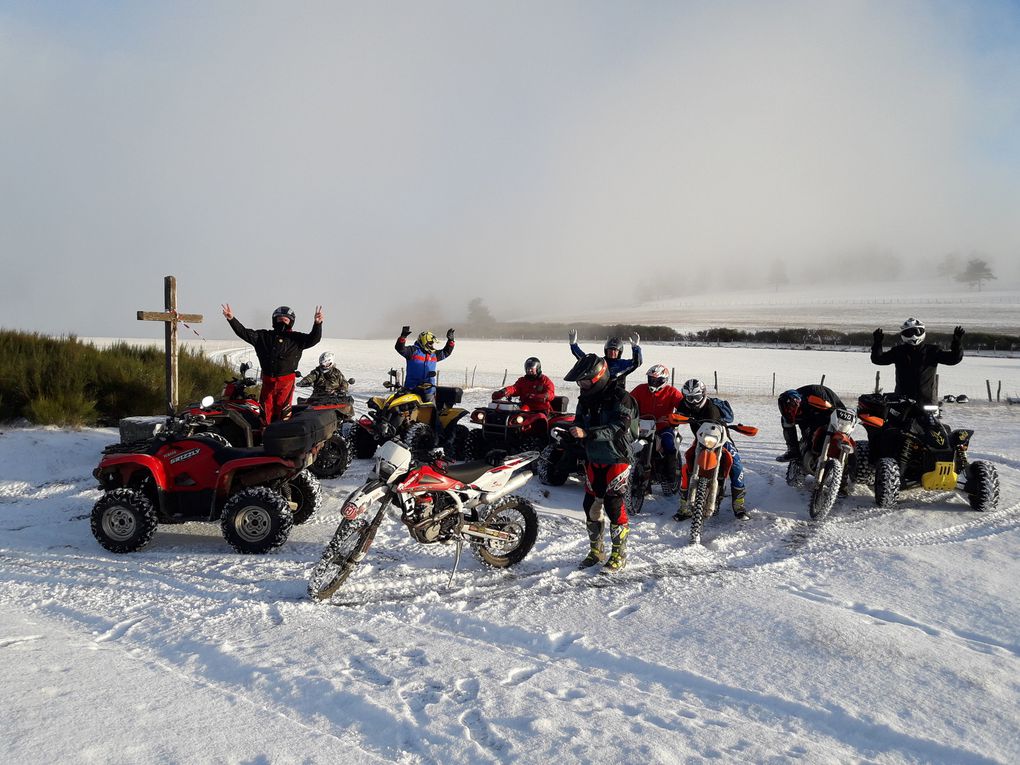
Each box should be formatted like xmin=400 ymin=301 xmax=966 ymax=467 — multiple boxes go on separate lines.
xmin=2 ymin=342 xmax=1020 ymax=763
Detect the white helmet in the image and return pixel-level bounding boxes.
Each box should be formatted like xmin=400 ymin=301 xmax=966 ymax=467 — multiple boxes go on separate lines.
xmin=900 ymin=318 xmax=926 ymax=346
xmin=319 ymin=351 xmax=335 ymax=368
xmin=681 ymin=378 xmax=708 ymax=408
xmin=646 ymin=364 xmax=669 ymax=392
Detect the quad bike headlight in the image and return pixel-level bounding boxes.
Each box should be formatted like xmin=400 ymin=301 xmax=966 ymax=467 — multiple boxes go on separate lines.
xmin=512 ymin=414 xmax=526 ymax=425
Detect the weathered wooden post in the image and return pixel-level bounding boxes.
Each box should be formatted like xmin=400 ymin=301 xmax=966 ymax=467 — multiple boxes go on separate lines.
xmin=136 ymin=275 xmax=203 ymax=415
xmin=820 ymin=374 xmax=826 ymax=386
xmin=987 ymin=380 xmax=993 ymax=402
xmin=772 ymin=372 xmax=776 ymax=397
xmin=713 ymin=371 xmax=718 ymax=392
xmin=875 ymin=371 xmax=881 ymax=393
xmin=997 ymin=380 xmax=1002 ymax=402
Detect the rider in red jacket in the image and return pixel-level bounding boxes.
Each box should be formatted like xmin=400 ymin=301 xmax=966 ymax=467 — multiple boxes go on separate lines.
xmin=629 ymin=364 xmax=683 ymax=488
xmin=492 ymin=357 xmax=555 ymax=412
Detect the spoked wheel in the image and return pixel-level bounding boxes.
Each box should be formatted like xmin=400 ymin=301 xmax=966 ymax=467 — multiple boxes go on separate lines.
xmin=628 ymin=465 xmax=648 ymax=515
xmin=786 ymin=459 xmax=807 ymax=489
xmin=809 ymin=458 xmax=843 ymax=520
xmin=471 ymin=496 xmax=539 ymax=567
xmin=307 ymin=509 xmax=385 ymax=602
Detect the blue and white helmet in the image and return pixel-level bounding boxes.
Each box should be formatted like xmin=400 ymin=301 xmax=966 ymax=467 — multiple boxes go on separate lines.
xmin=681 ymin=378 xmax=708 ymax=408
xmin=900 ymin=318 xmax=926 ymax=346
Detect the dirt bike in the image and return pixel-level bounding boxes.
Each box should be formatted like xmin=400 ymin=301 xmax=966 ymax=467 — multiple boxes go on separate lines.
xmin=674 ymin=414 xmax=758 ymax=545
xmin=537 ymin=422 xmax=587 ymax=486
xmin=628 ymin=416 xmax=683 ymax=514
xmin=307 ymin=433 xmax=541 ymax=602
xmin=92 ymin=399 xmax=334 ymax=554
xmin=466 ymin=395 xmax=574 ymax=461
xmin=855 ymin=393 xmax=999 ymax=512
xmin=352 ymin=370 xmax=470 ymax=460
xmin=784 ymin=396 xmax=883 ymax=521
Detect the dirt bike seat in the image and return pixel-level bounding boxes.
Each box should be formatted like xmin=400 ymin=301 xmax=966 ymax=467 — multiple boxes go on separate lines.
xmin=442 ymin=459 xmax=498 ymax=485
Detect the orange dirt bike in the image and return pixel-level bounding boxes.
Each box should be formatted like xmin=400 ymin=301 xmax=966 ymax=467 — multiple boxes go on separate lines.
xmin=673 ymin=413 xmax=758 ymax=545
xmin=785 ymin=395 xmax=884 ymax=521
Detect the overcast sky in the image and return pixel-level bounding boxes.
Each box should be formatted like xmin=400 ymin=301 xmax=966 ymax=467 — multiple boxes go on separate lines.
xmin=2 ymin=1 xmax=1019 ymax=339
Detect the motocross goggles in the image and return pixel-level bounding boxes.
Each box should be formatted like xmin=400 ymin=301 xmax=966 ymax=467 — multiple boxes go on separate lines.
xmin=900 ymin=326 xmax=924 ymax=338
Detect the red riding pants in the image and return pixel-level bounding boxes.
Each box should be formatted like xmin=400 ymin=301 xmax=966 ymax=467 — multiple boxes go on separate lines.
xmin=260 ymin=373 xmax=296 ymax=424
xmin=583 ymin=462 xmax=630 ymax=525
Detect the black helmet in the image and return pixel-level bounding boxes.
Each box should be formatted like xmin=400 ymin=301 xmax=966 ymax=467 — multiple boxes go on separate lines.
xmin=564 ymin=353 xmax=609 ymax=397
xmin=604 ymin=337 xmax=624 ymax=360
xmin=272 ymin=306 xmax=295 ymax=330
xmin=525 ymin=357 xmax=541 ymax=377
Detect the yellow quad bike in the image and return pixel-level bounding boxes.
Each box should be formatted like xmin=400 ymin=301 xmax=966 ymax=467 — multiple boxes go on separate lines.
xmin=351 ymin=369 xmax=471 ymax=460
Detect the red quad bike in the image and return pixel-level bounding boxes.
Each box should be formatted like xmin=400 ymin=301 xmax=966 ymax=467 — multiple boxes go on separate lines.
xmin=674 ymin=414 xmax=758 ymax=546
xmin=91 ymin=404 xmax=335 ymax=554
xmin=466 ymin=395 xmax=574 ymax=461
xmin=184 ymin=362 xmax=355 ymax=480
xmin=307 ymin=430 xmax=541 ymax=603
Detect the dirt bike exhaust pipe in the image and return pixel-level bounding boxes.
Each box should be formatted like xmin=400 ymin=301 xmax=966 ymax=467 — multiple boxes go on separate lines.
xmin=481 ymin=471 xmax=532 ymax=505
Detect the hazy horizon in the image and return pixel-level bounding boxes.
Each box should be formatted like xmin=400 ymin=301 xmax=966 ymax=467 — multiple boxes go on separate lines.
xmin=2 ymin=1 xmax=1019 ymax=341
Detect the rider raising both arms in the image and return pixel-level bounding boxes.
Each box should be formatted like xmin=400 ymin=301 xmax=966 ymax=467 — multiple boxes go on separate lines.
xmin=569 ymin=329 xmax=642 ymax=381
xmin=492 ymin=357 xmax=556 ymax=412
xmin=871 ymin=318 xmax=964 ymax=405
xmin=222 ymin=303 xmax=323 ymax=424
xmin=394 ymin=326 xmax=455 ymax=403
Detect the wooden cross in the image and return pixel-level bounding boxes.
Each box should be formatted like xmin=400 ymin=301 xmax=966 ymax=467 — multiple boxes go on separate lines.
xmin=137 ymin=275 xmax=203 ymax=415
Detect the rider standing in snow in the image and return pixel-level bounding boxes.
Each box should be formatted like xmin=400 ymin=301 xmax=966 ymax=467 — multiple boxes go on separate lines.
xmin=565 ymin=353 xmax=640 ymax=573
xmin=569 ymin=329 xmax=642 ymax=381
xmin=222 ymin=304 xmax=323 ymax=424
xmin=629 ymin=364 xmax=684 ymax=489
xmin=871 ymin=318 xmax=964 ymax=405
xmin=673 ymin=378 xmax=749 ymax=522
xmin=394 ymin=326 xmax=455 ymax=402
xmin=776 ymin=385 xmax=846 ymax=464
xmin=492 ymin=357 xmax=555 ymax=412
xmin=298 ymin=351 xmax=350 ymax=399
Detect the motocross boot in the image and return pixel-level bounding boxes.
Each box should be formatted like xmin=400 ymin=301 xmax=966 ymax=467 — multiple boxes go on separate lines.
xmin=673 ymin=491 xmax=691 ymax=522
xmin=604 ymin=523 xmax=630 ymax=572
xmin=776 ymin=425 xmax=801 ymax=462
xmin=732 ymin=488 xmax=749 ymax=521
xmin=578 ymin=520 xmax=607 ymax=568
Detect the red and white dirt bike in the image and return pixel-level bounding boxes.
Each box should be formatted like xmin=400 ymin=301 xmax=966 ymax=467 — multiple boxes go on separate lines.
xmin=674 ymin=414 xmax=758 ymax=546
xmin=308 ymin=437 xmax=541 ymax=602
xmin=785 ymin=396 xmax=883 ymax=521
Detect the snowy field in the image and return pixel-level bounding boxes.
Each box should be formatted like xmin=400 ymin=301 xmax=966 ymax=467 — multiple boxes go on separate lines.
xmin=2 ymin=340 xmax=1020 ymax=763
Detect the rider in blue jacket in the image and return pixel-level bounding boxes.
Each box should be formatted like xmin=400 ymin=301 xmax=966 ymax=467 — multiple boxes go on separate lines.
xmin=569 ymin=330 xmax=642 ymax=380
xmin=394 ymin=326 xmax=455 ymax=401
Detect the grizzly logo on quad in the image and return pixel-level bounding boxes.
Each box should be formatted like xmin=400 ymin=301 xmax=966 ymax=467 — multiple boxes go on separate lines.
xmin=169 ymin=448 xmax=201 ymax=464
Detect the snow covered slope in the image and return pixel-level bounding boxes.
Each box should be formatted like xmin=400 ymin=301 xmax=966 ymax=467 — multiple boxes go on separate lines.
xmin=2 ymin=376 xmax=1019 ymax=763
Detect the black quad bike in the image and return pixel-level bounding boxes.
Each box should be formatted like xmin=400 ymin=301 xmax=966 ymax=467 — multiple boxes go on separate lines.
xmin=466 ymin=395 xmax=574 ymax=461
xmin=293 ymin=388 xmax=356 ymax=480
xmin=855 ymin=393 xmax=999 ymax=511
xmin=91 ymin=404 xmax=334 ymax=554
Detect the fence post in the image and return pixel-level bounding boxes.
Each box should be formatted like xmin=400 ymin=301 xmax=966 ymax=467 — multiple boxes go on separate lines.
xmin=771 ymin=372 xmax=776 ymax=397
xmin=987 ymin=379 xmax=993 ymax=402
xmin=465 ymin=367 xmax=468 ymax=387
xmin=820 ymin=374 xmax=826 ymax=386
xmin=713 ymin=371 xmax=718 ymax=392
xmin=471 ymin=365 xmax=477 ymax=388
xmin=671 ymin=367 xmax=675 ymax=385
xmin=875 ymin=371 xmax=880 ymax=393
xmin=997 ymin=380 xmax=1002 ymax=402
xmin=502 ymin=369 xmax=508 ymax=387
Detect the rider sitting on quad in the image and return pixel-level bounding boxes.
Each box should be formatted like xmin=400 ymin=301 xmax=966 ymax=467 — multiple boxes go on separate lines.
xmin=222 ymin=303 xmax=323 ymax=424
xmin=299 ymin=352 xmax=351 ymax=399
xmin=629 ymin=364 xmax=684 ymax=487
xmin=395 ymin=326 xmax=455 ymax=403
xmin=776 ymin=385 xmax=846 ymax=464
xmin=492 ymin=357 xmax=555 ymax=411
xmin=674 ymin=378 xmax=748 ymax=521
xmin=871 ymin=318 xmax=964 ymax=405
xmin=569 ymin=330 xmax=642 ymax=381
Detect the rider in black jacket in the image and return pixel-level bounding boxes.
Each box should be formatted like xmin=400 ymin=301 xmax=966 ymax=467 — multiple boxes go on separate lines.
xmin=871 ymin=318 xmax=964 ymax=405
xmin=776 ymin=384 xmax=846 ymax=463
xmin=222 ymin=303 xmax=323 ymax=423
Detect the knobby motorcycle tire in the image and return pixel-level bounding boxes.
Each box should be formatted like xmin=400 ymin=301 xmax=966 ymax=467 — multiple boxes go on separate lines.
xmin=307 ymin=506 xmax=386 ymax=602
